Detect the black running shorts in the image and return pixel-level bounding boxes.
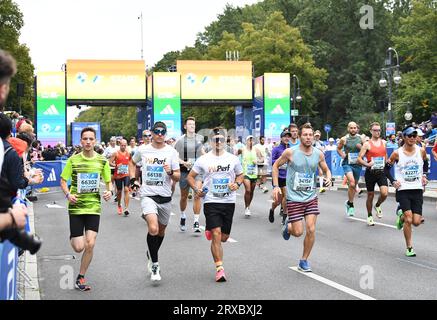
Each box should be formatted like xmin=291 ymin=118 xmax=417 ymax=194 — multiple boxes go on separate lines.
xmin=204 ymin=203 xmax=235 ymax=235
xmin=69 ymin=214 xmax=100 ymax=239
xmin=115 ymin=176 xmax=130 ymax=191
xmin=273 ymin=178 xmax=286 ymax=188
xmin=364 ymin=170 xmax=388 ymax=192
xmin=395 ymin=190 xmax=423 ymax=216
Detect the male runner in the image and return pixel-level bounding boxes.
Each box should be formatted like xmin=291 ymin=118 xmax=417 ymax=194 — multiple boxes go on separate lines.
xmin=187 ymin=127 xmax=243 ymax=282
xmin=273 ymin=123 xmax=331 ymax=272
xmin=60 ymin=127 xmax=112 ymax=291
xmin=110 ymin=139 xmax=131 ymax=216
xmin=357 ymin=122 xmax=388 ymax=226
xmin=384 ymin=126 xmax=428 ymax=257
xmin=313 ymin=130 xmax=326 ymax=193
xmin=129 ymin=121 xmax=180 ymax=282
xmin=288 ymin=124 xmax=300 ymax=148
xmin=269 ymin=130 xmax=290 ymax=224
xmin=254 ymin=136 xmax=269 ymax=193
xmin=337 ymin=121 xmax=365 ymax=216
xmin=103 ymin=137 xmax=119 ymax=201
xmin=241 ymin=135 xmax=257 ymax=216
xmin=174 ymin=117 xmax=204 ymax=233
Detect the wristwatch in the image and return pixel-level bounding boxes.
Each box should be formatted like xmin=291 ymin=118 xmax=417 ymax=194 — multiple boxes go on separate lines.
xmin=272 ymin=185 xmax=279 ymax=189
xmin=236 ymin=182 xmax=242 ymax=187
xmin=168 ymin=169 xmax=174 ymax=176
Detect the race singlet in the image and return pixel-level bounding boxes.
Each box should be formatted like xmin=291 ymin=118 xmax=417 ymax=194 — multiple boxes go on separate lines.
xmin=77 ymin=173 xmax=100 ymax=194
xmin=117 ymin=164 xmax=128 ymax=175
xmin=348 ymin=152 xmax=359 ymax=165
xmin=371 ymin=157 xmax=385 ymax=170
xmin=246 ymin=164 xmax=257 ymax=176
xmin=145 ymin=164 xmax=165 ymax=186
xmin=293 ymin=173 xmax=315 ymax=191
xmin=403 ymin=165 xmax=419 ymax=182
xmin=211 ymin=178 xmax=230 ymax=197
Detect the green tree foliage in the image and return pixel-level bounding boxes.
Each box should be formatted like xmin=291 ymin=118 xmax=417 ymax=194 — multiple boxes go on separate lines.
xmin=0 ymin=0 xmax=34 ymax=118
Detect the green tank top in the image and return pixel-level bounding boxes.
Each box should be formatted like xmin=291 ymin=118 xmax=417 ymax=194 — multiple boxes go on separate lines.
xmin=344 ymin=135 xmax=362 ymax=165
xmin=242 ymin=148 xmax=257 ymax=179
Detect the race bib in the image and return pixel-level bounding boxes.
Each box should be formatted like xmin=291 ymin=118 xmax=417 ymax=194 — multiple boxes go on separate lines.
xmin=293 ymin=173 xmax=314 ymax=191
xmin=77 ymin=173 xmax=100 ymax=194
xmin=371 ymin=157 xmax=385 ymax=170
xmin=403 ymin=165 xmax=419 ymax=182
xmin=348 ymin=152 xmax=359 ymax=165
xmin=211 ymin=178 xmax=230 ymax=198
xmin=145 ymin=165 xmax=165 ymax=186
xmin=117 ymin=164 xmax=128 ymax=175
xmin=246 ymin=164 xmax=256 ymax=176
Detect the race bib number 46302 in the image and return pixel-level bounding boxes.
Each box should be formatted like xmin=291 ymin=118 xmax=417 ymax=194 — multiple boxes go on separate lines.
xmin=145 ymin=165 xmax=165 ymax=186
xmin=77 ymin=173 xmax=100 ymax=194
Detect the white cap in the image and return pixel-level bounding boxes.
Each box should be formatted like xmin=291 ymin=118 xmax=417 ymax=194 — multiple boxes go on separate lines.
xmin=246 ymin=135 xmax=254 ymax=141
xmin=416 ymin=128 xmax=424 ymax=136
xmin=328 ymin=137 xmax=334 ymax=142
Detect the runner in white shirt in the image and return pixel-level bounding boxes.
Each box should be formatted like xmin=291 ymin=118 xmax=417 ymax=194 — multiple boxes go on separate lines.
xmin=129 ymin=121 xmax=180 ymax=282
xmin=187 ymin=127 xmax=244 ymax=282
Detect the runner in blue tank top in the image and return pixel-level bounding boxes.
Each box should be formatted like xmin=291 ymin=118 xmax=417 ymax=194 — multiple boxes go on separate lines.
xmin=272 ymin=123 xmax=332 ymax=272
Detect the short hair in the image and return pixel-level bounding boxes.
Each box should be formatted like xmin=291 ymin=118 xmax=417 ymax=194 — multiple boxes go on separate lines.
xmin=288 ymin=123 xmax=298 ymax=130
xmin=209 ymin=127 xmax=227 ymax=139
xmin=370 ymin=122 xmax=380 ymax=129
xmin=347 ymin=121 xmax=358 ymax=129
xmin=0 ymin=113 xmax=12 ymax=139
xmin=0 ymin=49 xmax=17 ymax=85
xmin=298 ymin=123 xmax=314 ymax=136
xmin=80 ymin=127 xmax=96 ymax=138
xmin=185 ymin=116 xmax=196 ymax=124
xmin=259 ymin=135 xmax=265 ymax=140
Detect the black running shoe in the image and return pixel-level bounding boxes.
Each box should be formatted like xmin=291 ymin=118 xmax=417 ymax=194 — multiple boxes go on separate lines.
xmin=269 ymin=209 xmax=274 ymax=223
xmin=193 ymin=221 xmax=201 ymax=233
xmin=124 ymin=210 xmax=129 ymax=217
xmin=180 ymin=217 xmax=186 ymax=231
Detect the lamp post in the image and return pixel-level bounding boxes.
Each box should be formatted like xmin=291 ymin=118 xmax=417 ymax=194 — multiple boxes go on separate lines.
xmin=290 ymin=74 xmax=302 ymax=123
xmin=379 ymin=47 xmax=401 ymax=122
xmin=138 ymin=12 xmax=144 ymax=60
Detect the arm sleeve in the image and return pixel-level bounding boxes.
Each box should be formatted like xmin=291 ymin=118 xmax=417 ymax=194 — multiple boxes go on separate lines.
xmin=384 ymin=162 xmax=396 ymax=184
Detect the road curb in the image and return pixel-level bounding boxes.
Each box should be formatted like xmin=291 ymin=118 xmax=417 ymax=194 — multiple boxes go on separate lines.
xmin=335 ymin=186 xmax=437 ymax=202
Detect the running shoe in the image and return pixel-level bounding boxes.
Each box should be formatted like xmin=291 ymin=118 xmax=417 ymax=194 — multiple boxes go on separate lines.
xmin=367 ymin=216 xmax=375 ymax=226
xmin=244 ymin=208 xmax=251 ymax=217
xmin=282 ymin=223 xmax=290 ymax=241
xmin=205 ymin=230 xmax=212 ymax=241
xmin=75 ymin=277 xmax=91 ymax=291
xmin=298 ymin=259 xmax=312 ymax=272
xmin=215 ymin=268 xmax=227 ymax=282
xmin=281 ymin=214 xmax=287 ymax=225
xmin=374 ymin=205 xmax=383 ymax=219
xmin=180 ymin=217 xmax=187 ymax=231
xmin=124 ymin=209 xmax=130 ymax=217
xmin=193 ymin=221 xmax=201 ymax=233
xmin=269 ymin=209 xmax=274 ymax=223
xmin=146 ymin=251 xmax=152 ymax=274
xmin=319 ymin=187 xmax=326 ymax=193
xmin=151 ymin=264 xmax=161 ymax=281
xmin=188 ymin=192 xmax=193 ymax=200
xmin=396 ymin=208 xmax=404 ymax=230
xmin=421 ymin=217 xmax=425 ymax=224
xmin=358 ymin=189 xmax=363 ymax=197
xmin=405 ymin=247 xmax=416 ymax=257
xmin=117 ymin=205 xmax=122 ymax=215
xmin=345 ymin=201 xmax=355 ymax=217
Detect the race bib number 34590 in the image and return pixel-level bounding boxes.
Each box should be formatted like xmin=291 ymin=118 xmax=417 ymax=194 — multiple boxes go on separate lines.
xmin=77 ymin=173 xmax=100 ymax=194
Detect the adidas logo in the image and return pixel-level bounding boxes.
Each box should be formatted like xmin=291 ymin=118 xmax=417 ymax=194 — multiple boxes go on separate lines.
xmin=271 ymin=104 xmax=284 ymax=115
xmin=43 ymin=104 xmax=59 ymax=115
xmin=47 ymin=168 xmax=57 ymax=182
xmin=160 ymin=104 xmax=175 ymax=115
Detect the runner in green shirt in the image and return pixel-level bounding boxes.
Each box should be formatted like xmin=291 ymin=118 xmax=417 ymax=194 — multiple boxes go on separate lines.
xmin=60 ymin=127 xmax=112 ymax=291
xmin=241 ymin=135 xmax=258 ymax=217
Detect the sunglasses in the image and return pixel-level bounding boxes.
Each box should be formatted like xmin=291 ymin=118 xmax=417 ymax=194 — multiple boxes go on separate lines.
xmin=213 ymin=137 xmax=226 ymax=143
xmin=406 ymin=134 xmax=417 ymax=138
xmin=143 ymin=134 xmax=152 ymax=137
xmin=153 ymin=129 xmax=166 ymax=136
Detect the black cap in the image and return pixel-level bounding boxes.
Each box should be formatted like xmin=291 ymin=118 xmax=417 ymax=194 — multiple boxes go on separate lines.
xmin=152 ymin=121 xmax=167 ymax=131
xmin=280 ymin=130 xmax=291 ymax=138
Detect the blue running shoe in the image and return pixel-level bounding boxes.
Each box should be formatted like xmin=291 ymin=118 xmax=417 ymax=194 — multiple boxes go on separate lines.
xmin=282 ymin=223 xmax=290 ymax=241
xmin=298 ymin=260 xmax=312 ymax=272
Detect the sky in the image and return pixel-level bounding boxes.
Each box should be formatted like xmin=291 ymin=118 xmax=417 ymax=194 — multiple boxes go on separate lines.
xmin=14 ymin=0 xmax=259 ymax=122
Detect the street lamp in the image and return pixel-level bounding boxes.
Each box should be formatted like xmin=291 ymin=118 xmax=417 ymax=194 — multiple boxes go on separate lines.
xmin=138 ymin=12 xmax=144 ymax=60
xmin=379 ymin=47 xmax=401 ymax=122
xmin=290 ymin=74 xmax=302 ymax=123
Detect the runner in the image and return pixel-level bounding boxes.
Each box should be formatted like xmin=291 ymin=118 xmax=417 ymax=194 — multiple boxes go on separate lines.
xmin=60 ymin=127 xmax=112 ymax=291
xmin=384 ymin=126 xmax=428 ymax=257
xmin=357 ymin=122 xmax=388 ymax=226
xmin=269 ymin=130 xmax=290 ymax=224
xmin=187 ymin=127 xmax=243 ymax=282
xmin=313 ymin=130 xmax=326 ymax=193
xmin=337 ymin=121 xmax=365 ymax=216
xmin=103 ymin=137 xmax=119 ymax=201
xmin=129 ymin=121 xmax=180 ymax=282
xmin=253 ymin=136 xmax=269 ymax=193
xmin=110 ymin=139 xmax=132 ymax=216
xmin=241 ymin=135 xmax=257 ymax=217
xmin=288 ymin=123 xmax=300 ymax=148
xmin=174 ymin=117 xmax=204 ymax=233
xmin=272 ymin=123 xmax=331 ymax=272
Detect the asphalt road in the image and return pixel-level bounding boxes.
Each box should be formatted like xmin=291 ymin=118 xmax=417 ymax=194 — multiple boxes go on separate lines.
xmin=33 ymin=186 xmax=437 ymax=300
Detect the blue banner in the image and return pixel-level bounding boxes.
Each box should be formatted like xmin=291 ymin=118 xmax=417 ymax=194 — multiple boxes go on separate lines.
xmin=33 ymin=160 xmax=67 ymax=188
xmin=71 ymin=122 xmax=101 ymax=146
xmin=0 ymin=241 xmax=18 ymax=300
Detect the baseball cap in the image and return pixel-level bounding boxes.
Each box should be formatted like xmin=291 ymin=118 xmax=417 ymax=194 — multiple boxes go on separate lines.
xmin=328 ymin=137 xmax=334 ymax=142
xmin=280 ymin=130 xmax=291 ymax=138
xmin=152 ymin=121 xmax=167 ymax=131
xmin=246 ymin=135 xmax=254 ymax=141
xmin=416 ymin=128 xmax=424 ymax=136
xmin=402 ymin=126 xmax=417 ymax=136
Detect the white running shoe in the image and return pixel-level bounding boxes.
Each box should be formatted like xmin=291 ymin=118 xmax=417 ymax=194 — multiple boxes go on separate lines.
xmin=151 ymin=264 xmax=161 ymax=281
xmin=245 ymin=208 xmax=251 ymax=216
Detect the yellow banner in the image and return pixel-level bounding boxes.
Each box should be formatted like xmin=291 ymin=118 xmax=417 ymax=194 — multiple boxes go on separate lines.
xmin=177 ymin=60 xmax=252 ymax=100
xmin=66 ymin=60 xmax=146 ymax=100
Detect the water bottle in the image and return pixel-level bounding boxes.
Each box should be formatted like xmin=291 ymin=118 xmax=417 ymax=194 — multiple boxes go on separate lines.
xmin=201 ymin=187 xmax=209 ymax=197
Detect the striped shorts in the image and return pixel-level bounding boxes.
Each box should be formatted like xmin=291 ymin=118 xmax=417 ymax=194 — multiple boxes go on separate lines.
xmin=286 ymin=197 xmax=320 ymax=223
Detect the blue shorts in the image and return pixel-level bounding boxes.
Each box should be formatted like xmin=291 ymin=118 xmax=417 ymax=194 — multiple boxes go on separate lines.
xmin=342 ymin=164 xmax=362 ymax=183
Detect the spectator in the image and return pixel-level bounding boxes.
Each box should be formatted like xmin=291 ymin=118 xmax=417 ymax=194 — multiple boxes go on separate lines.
xmin=325 ymin=138 xmax=337 ymax=151
xmin=386 ymin=134 xmax=398 ymax=148
xmin=431 ymin=111 xmax=437 ymax=128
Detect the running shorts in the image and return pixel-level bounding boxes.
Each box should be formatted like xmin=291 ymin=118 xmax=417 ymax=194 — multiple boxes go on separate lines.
xmin=69 ymin=214 xmax=100 ymax=239
xmin=204 ymin=203 xmax=235 ymax=235
xmin=286 ymin=197 xmax=320 ymax=223
xmin=141 ymin=196 xmax=172 ymax=226
xmin=364 ymin=170 xmax=388 ymax=192
xmin=396 ymin=190 xmax=423 ymax=216
xmin=115 ymin=176 xmax=130 ymax=191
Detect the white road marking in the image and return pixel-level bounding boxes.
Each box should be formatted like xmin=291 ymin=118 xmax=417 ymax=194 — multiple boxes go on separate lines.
xmin=289 ymin=267 xmax=376 ymax=300
xmin=199 ymin=226 xmax=238 ymax=243
xmin=170 ymin=212 xmax=175 ymax=216
xmin=347 ymin=216 xmax=397 ymax=229
xmin=396 ymin=258 xmax=437 ymax=272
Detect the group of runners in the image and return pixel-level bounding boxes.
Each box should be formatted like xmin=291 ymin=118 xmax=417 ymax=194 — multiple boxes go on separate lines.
xmin=59 ymin=118 xmax=432 ymax=291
